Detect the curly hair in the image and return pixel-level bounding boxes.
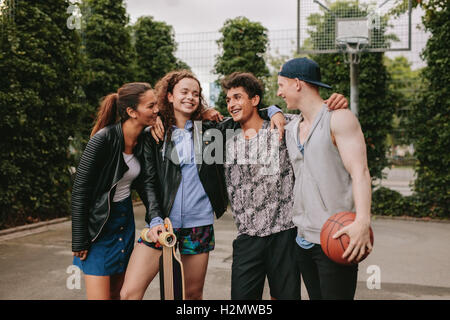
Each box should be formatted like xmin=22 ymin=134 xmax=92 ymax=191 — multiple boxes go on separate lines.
xmin=155 ymin=70 xmax=208 ymax=141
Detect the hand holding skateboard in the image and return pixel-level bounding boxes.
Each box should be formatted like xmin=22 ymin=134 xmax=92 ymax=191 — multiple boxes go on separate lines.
xmin=141 ymin=224 xmax=165 ymax=245
xmin=140 ymin=218 xmax=185 ymax=300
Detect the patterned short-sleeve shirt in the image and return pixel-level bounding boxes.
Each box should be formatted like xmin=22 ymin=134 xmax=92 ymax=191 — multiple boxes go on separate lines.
xmin=224 ymin=120 xmax=295 ymax=237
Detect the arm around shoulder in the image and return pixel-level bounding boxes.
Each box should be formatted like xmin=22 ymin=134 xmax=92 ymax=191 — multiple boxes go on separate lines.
xmin=204 ymin=117 xmax=240 ymax=133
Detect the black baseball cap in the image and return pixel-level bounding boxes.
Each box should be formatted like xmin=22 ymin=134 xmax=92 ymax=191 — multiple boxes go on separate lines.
xmin=278 ymin=57 xmax=332 ymax=89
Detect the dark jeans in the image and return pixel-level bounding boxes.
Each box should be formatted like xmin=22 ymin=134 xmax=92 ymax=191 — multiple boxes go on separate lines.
xmin=295 ymin=244 xmax=358 ymax=300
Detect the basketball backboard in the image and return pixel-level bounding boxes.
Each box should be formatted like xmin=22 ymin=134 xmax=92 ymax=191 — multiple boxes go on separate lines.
xmin=298 ymin=0 xmax=412 ymax=54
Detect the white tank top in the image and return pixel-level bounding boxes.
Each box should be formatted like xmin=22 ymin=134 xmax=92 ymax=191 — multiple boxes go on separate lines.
xmin=113 ymin=153 xmax=141 ymax=202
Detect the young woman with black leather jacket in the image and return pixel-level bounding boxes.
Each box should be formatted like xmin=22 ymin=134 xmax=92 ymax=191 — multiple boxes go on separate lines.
xmin=118 ymin=71 xmax=221 ymax=300
xmin=71 ymin=82 xmax=159 ymax=299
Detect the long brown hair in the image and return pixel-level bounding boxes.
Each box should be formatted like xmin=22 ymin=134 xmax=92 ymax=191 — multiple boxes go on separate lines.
xmin=91 ymin=82 xmax=152 ymax=137
xmin=155 ymin=70 xmax=207 ymax=141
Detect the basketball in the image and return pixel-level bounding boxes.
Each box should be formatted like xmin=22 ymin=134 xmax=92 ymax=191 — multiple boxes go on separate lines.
xmin=320 ymin=211 xmax=374 ymax=265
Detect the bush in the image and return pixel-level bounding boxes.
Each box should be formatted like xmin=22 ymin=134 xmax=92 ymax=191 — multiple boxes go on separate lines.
xmin=407 ymin=0 xmax=450 ymax=218
xmin=371 ymin=187 xmax=434 ymax=218
xmin=371 ymin=187 xmax=406 ymax=216
xmin=0 ymin=1 xmax=83 ymax=229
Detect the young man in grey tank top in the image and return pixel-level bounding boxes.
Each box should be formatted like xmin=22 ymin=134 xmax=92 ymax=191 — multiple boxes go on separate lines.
xmin=277 ymin=57 xmax=373 ymax=300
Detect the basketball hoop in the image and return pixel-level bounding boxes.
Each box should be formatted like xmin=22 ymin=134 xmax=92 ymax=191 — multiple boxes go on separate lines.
xmin=334 ymin=18 xmax=371 ymax=117
xmin=335 ymin=36 xmax=369 ymax=64
xmin=335 ymin=17 xmax=370 ymax=65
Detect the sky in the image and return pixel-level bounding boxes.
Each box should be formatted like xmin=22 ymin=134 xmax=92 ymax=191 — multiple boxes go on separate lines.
xmin=125 ymin=0 xmax=299 ymax=33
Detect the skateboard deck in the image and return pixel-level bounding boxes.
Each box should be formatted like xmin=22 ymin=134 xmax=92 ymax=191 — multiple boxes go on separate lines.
xmin=158 ymin=218 xmax=185 ymax=300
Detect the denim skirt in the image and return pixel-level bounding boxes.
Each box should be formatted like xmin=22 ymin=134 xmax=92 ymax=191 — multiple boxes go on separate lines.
xmin=73 ymin=196 xmax=135 ymax=276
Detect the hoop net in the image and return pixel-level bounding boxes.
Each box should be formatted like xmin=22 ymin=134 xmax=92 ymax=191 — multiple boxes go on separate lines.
xmin=336 ymin=36 xmax=369 ymax=64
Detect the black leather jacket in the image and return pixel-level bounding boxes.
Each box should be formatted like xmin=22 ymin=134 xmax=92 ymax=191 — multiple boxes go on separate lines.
xmin=142 ymin=109 xmax=272 ymax=225
xmin=142 ymin=119 xmax=236 ymax=224
xmin=71 ymin=122 xmax=160 ymax=252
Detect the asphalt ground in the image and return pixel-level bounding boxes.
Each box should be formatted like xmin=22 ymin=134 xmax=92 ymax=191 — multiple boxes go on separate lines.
xmin=1 ymin=203 xmax=449 ymax=300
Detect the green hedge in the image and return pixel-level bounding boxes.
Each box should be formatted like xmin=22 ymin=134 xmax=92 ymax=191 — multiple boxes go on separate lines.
xmin=0 ymin=1 xmax=83 ymax=229
xmin=407 ymin=0 xmax=450 ymax=218
xmin=371 ymin=187 xmax=446 ymax=219
xmin=372 ymin=187 xmax=417 ymax=217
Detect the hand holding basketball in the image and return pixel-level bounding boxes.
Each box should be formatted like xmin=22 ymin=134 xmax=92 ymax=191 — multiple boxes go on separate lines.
xmin=332 ymin=218 xmax=373 ymax=263
xmin=320 ymin=212 xmax=374 ymax=265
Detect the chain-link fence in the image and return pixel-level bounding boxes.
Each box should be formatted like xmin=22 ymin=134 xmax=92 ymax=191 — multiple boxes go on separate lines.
xmin=175 ymin=23 xmax=428 ymax=93
xmin=175 ymin=28 xmax=303 ymax=84
xmin=174 ymin=11 xmax=429 ymax=163
xmin=175 ymin=28 xmax=301 ymax=103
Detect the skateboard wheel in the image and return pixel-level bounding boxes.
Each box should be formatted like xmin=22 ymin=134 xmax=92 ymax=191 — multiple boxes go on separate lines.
xmin=158 ymin=231 xmax=177 ymax=247
xmin=140 ymin=228 xmax=151 ymax=242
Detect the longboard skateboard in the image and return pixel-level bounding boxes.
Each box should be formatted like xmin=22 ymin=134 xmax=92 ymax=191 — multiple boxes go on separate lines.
xmin=158 ymin=218 xmax=185 ymax=300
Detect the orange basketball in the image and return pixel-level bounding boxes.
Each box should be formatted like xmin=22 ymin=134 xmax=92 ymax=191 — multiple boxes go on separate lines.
xmin=320 ymin=211 xmax=374 ymax=265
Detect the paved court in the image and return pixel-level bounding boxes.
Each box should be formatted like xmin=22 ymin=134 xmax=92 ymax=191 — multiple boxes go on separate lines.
xmin=0 ymin=203 xmax=449 ymax=300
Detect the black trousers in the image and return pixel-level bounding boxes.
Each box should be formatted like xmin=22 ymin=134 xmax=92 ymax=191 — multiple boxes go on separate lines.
xmin=231 ymin=228 xmax=301 ymax=300
xmin=295 ymin=244 xmax=358 ymax=300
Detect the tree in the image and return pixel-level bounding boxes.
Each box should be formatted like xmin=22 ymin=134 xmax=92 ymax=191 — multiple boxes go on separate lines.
xmin=264 ymin=53 xmax=293 ymax=112
xmin=80 ymin=0 xmax=135 ymax=137
xmin=407 ymin=0 xmax=450 ymax=217
xmin=0 ymin=0 xmax=83 ymax=228
xmin=306 ymin=1 xmax=395 ymax=182
xmin=384 ymin=56 xmax=421 ymax=148
xmin=133 ymin=16 xmax=189 ymax=86
xmin=214 ymin=17 xmax=270 ymax=115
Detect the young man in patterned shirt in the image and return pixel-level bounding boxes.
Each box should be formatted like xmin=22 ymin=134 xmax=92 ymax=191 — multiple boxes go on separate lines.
xmin=221 ymin=72 xmax=299 ymax=300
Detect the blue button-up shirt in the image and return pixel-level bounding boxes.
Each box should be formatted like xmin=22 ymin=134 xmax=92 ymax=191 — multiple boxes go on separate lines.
xmin=150 ymin=120 xmax=214 ymax=229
